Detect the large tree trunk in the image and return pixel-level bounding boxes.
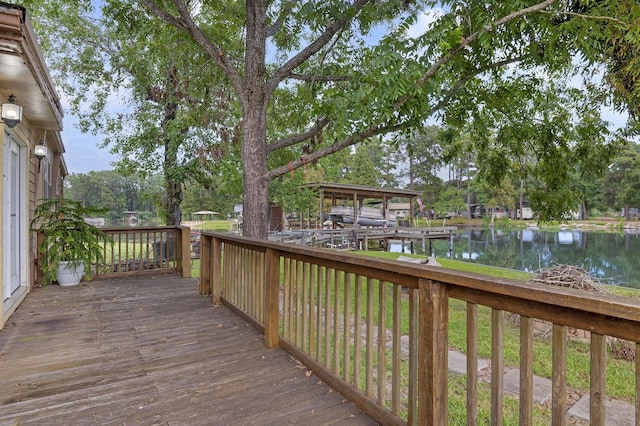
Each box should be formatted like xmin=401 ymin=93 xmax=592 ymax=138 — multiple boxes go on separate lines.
xmin=164 ymin=179 xmax=182 ymax=225
xmin=466 ymin=154 xmax=472 ymax=219
xmin=241 ymin=107 xmax=269 ymax=239
xmin=163 ymin=100 xmax=182 ymax=226
xmin=519 ymin=179 xmax=524 ymax=220
xmin=242 ymin=0 xmax=269 ymax=239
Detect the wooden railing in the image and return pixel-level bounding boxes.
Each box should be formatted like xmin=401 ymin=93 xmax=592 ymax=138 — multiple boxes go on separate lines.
xmin=96 ymin=226 xmax=192 ymax=279
xmin=199 ymin=231 xmax=640 ymax=425
xmin=37 ymin=226 xmax=191 ymax=283
xmin=36 ymin=225 xmax=191 ymax=283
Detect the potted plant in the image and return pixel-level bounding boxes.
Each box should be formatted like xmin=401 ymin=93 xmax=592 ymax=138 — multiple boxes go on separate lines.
xmin=31 ymin=198 xmax=112 ymax=286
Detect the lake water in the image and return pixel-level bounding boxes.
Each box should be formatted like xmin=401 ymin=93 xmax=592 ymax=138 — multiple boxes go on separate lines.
xmin=391 ymin=228 xmax=640 ymax=289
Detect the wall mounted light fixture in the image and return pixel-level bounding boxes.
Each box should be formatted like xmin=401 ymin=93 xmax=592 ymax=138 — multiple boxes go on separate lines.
xmin=1 ymin=94 xmax=23 ymax=128
xmin=32 ymin=141 xmax=48 ymax=172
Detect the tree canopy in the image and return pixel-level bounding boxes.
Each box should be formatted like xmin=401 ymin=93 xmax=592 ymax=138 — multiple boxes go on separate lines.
xmin=22 ymin=0 xmax=640 ymax=237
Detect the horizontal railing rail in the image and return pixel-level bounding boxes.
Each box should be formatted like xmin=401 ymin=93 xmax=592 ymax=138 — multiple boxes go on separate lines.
xmin=199 ymin=231 xmax=640 ymax=425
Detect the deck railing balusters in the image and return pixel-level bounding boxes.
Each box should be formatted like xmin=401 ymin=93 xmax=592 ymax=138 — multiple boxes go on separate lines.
xmin=491 ymin=308 xmax=505 ymax=426
xmin=520 ymin=315 xmax=534 ymax=426
xmin=309 ymin=263 xmax=317 ymax=358
xmin=287 ymin=259 xmax=294 ymax=343
xmin=590 ymin=333 xmax=607 ymax=425
xmin=365 ymin=277 xmax=375 ymax=399
xmin=408 ymin=288 xmax=419 ymax=426
xmin=316 ymin=265 xmax=324 ymax=361
xmin=325 ymin=268 xmax=333 ymax=370
xmin=392 ymin=283 xmax=401 ymax=415
xmin=377 ymin=280 xmax=387 ymax=406
xmin=333 ymin=269 xmax=340 ymax=376
xmin=198 ymin=232 xmax=640 ymax=426
xmin=354 ymin=275 xmax=363 ymax=391
xmin=296 ymin=260 xmax=303 ymax=348
xmin=467 ymin=303 xmax=478 ymax=426
xmin=636 ymin=342 xmax=640 ymax=425
xmin=301 ymin=261 xmax=308 ymax=353
xmin=343 ymin=272 xmax=352 ymax=382
xmin=73 ymin=226 xmax=191 ymax=280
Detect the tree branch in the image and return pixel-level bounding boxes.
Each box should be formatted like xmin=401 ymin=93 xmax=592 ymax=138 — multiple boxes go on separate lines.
xmin=541 ymin=10 xmax=627 ymax=25
xmin=266 ymin=0 xmax=372 ymax=94
xmin=287 ymin=73 xmax=351 ymax=83
xmin=266 ymin=118 xmax=330 ymax=154
xmin=266 ymin=0 xmax=296 ymax=37
xmin=267 ymin=54 xmax=531 ymax=181
xmin=412 ymin=0 xmax=556 ymax=99
xmin=138 ymin=0 xmax=188 ymax=30
xmin=139 ymin=0 xmax=245 ymax=96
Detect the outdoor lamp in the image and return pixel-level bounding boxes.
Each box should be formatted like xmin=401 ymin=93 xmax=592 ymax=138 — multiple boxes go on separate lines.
xmin=34 ymin=142 xmax=47 ymax=159
xmin=33 ymin=141 xmax=47 ymax=172
xmin=1 ymin=94 xmax=22 ymax=128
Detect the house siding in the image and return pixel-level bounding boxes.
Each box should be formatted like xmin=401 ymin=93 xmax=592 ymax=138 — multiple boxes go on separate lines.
xmin=1 ymin=3 xmax=65 ymax=329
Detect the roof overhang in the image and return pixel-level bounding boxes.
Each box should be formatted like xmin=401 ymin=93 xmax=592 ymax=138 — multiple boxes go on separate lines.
xmin=0 ymin=3 xmax=63 ymax=130
xmin=303 ymin=182 xmax=423 ymax=201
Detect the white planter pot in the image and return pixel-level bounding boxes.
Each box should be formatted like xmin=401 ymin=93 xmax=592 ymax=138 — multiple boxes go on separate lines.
xmin=57 ymin=261 xmax=85 ymax=286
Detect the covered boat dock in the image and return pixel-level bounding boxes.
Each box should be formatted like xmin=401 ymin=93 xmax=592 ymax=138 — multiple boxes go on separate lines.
xmin=304 ymin=182 xmax=423 ymax=228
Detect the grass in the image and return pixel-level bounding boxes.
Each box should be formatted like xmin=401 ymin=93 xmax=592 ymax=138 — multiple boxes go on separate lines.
xmin=191 ymin=220 xmax=233 ymax=232
xmin=191 ymin=259 xmax=200 ymax=277
xmin=354 ymin=250 xmax=533 ymax=281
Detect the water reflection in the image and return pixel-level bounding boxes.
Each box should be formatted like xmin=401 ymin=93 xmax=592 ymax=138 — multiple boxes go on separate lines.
xmin=403 ymin=228 xmax=640 ymax=289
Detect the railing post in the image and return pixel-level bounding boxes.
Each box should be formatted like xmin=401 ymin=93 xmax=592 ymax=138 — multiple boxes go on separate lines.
xmin=212 ymin=237 xmax=222 ymax=305
xmin=264 ymin=247 xmax=280 ymax=348
xmin=199 ymin=234 xmax=211 ymax=295
xmin=418 ymin=278 xmax=449 ymax=425
xmin=180 ymin=226 xmax=191 ymax=278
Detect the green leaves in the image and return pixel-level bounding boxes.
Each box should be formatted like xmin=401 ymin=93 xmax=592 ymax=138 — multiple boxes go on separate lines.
xmin=24 ymin=0 xmax=640 ymax=232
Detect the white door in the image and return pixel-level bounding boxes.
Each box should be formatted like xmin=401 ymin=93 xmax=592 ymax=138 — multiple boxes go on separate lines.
xmin=3 ymin=136 xmax=24 ymax=300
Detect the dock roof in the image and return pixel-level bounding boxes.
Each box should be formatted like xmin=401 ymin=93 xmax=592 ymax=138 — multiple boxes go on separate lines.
xmin=303 ymin=182 xmax=422 ymax=201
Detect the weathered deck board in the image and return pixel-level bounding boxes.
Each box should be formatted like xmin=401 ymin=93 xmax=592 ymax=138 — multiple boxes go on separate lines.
xmin=0 ymin=275 xmax=377 ymax=425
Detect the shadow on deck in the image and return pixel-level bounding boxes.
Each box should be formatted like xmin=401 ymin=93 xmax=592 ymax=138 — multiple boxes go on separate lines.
xmin=0 ymin=275 xmax=376 ymax=425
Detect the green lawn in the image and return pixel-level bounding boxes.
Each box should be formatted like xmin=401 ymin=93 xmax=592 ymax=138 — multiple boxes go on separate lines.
xmin=188 ymin=220 xmax=234 ymax=232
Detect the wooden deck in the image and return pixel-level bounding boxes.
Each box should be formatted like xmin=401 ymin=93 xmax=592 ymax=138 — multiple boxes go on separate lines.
xmin=0 ymin=275 xmax=376 ymax=425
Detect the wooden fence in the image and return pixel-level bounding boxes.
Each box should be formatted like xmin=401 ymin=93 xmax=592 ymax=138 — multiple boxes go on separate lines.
xmin=199 ymin=231 xmax=640 ymax=425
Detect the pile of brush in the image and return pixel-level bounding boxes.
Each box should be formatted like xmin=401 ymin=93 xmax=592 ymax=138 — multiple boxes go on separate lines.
xmin=530 ymin=264 xmax=635 ymax=361
xmin=531 ymin=264 xmax=609 ymax=294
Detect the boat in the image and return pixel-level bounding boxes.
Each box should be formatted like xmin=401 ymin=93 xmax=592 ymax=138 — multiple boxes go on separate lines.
xmin=327 ymin=205 xmax=354 ymax=224
xmin=328 ymin=205 xmax=396 ymax=227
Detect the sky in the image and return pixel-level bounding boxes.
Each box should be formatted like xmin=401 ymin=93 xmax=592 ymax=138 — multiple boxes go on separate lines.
xmin=62 ymin=114 xmax=118 ymax=174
